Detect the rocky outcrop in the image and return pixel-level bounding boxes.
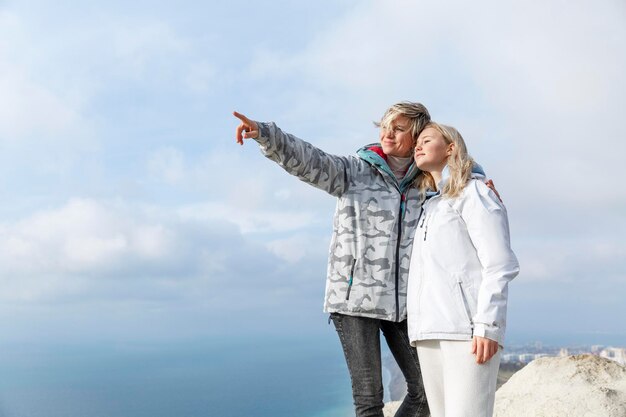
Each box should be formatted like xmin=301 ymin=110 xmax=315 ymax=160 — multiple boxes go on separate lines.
xmin=495 ymin=354 xmax=626 ymax=417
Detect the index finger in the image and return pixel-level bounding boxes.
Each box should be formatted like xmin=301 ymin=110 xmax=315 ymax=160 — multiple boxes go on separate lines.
xmin=233 ymin=111 xmax=251 ymax=125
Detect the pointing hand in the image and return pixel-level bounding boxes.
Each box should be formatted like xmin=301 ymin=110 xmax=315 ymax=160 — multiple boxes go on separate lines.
xmin=233 ymin=111 xmax=259 ymax=145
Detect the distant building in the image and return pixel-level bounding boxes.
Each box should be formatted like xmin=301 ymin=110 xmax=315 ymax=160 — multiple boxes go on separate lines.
xmin=502 ymin=354 xmax=518 ymax=363
xmin=599 ymin=347 xmax=626 ymax=366
xmin=500 ymin=344 xmax=626 ymax=366
xmin=518 ymin=354 xmax=535 ymax=363
xmin=591 ymin=345 xmax=603 ymax=353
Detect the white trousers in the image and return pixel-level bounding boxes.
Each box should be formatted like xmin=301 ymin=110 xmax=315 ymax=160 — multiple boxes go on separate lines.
xmin=415 ymin=339 xmax=500 ymax=417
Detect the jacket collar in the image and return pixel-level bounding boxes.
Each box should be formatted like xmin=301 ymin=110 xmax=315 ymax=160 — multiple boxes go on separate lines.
xmin=425 ymin=163 xmax=487 ymax=198
xmin=357 ymin=143 xmax=420 ymax=191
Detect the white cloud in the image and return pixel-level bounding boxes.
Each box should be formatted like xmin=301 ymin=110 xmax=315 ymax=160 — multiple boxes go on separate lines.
xmin=0 ymin=7 xmax=223 ymax=143
xmin=0 ymin=67 xmax=81 ymax=140
xmin=183 ymin=60 xmax=217 ymax=93
xmin=177 ymin=201 xmax=317 ymax=234
xmin=0 ymin=196 xmax=327 ymax=307
xmin=147 ymin=147 xmax=187 ymax=184
xmin=66 ymin=15 xmax=219 ymax=94
xmin=514 ymin=236 xmax=626 ymax=283
xmin=266 ymin=234 xmax=329 ymax=264
xmin=108 ymin=19 xmax=187 ymax=80
xmin=0 ymin=11 xmax=83 ymax=141
xmin=0 ymin=199 xmax=177 ymax=276
xmin=144 ymin=144 xmax=337 ymax=217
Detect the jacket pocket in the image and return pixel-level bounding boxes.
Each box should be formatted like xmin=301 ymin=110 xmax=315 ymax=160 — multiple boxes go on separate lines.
xmin=345 ymin=258 xmax=357 ymax=300
xmin=457 ymin=281 xmax=474 ymax=328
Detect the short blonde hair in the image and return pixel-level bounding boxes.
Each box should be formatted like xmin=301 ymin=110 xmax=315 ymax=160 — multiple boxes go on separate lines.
xmin=374 ymin=101 xmax=431 ymax=139
xmin=415 ymin=122 xmax=474 ymax=199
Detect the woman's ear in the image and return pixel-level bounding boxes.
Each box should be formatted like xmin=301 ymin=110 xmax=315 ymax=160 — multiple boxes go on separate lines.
xmin=446 ymin=143 xmax=455 ymax=156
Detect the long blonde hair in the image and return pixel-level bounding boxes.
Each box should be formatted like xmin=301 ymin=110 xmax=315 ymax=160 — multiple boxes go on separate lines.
xmin=416 ymin=122 xmax=474 ymax=200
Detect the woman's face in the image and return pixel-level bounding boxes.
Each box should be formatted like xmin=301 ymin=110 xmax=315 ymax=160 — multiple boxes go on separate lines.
xmin=379 ymin=115 xmax=415 ymax=157
xmin=414 ymin=127 xmax=452 ymax=172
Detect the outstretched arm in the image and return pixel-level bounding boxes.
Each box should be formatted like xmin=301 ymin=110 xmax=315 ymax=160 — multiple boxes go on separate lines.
xmin=232 ymin=111 xmax=351 ymax=197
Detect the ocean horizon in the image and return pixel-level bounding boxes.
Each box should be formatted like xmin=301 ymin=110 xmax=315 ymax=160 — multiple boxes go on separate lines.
xmin=0 ymin=335 xmax=355 ymax=417
xmin=0 ymin=331 xmax=624 ymax=417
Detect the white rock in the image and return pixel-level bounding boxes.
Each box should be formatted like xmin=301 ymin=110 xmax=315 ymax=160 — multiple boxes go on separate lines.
xmin=495 ymin=354 xmax=626 ymax=417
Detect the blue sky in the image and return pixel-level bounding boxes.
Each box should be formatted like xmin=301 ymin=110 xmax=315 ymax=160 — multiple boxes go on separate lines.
xmin=0 ymin=0 xmax=625 ymax=346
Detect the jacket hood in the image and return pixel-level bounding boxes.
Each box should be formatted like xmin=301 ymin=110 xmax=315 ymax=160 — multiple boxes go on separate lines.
xmin=424 ymin=163 xmax=487 ymax=200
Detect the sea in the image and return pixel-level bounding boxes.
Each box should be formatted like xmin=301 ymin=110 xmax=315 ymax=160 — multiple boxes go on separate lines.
xmin=1 ymin=331 xmax=624 ymax=417
xmin=0 ymin=336 xmax=356 ymax=417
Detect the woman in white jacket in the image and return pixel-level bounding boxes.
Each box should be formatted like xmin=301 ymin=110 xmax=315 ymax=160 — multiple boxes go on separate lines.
xmin=407 ymin=123 xmax=519 ymax=417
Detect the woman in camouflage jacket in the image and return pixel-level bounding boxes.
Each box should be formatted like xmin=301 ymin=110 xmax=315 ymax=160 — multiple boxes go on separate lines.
xmin=233 ymin=102 xmax=431 ymax=417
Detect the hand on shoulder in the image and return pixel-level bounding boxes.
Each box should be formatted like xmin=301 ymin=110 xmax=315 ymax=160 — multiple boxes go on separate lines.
xmin=484 ymin=179 xmax=502 ymax=202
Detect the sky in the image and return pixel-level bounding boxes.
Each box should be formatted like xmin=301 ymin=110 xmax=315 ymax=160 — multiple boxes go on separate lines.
xmin=0 ymin=0 xmax=625 ymax=347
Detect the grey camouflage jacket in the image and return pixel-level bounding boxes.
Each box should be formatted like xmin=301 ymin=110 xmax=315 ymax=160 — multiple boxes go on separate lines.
xmin=255 ymin=122 xmax=423 ymax=322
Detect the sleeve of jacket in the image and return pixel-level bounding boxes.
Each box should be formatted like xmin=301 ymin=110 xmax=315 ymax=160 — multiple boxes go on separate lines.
xmin=253 ymin=122 xmax=351 ymax=197
xmin=458 ymin=180 xmax=520 ymax=344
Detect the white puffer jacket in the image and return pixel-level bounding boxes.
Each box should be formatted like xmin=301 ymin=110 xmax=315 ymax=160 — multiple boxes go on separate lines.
xmin=407 ymin=178 xmax=519 ymax=345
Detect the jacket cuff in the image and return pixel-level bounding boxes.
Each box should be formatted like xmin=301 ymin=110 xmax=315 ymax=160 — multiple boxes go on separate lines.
xmin=253 ymin=121 xmax=272 ymax=148
xmin=473 ymin=323 xmax=501 ymax=343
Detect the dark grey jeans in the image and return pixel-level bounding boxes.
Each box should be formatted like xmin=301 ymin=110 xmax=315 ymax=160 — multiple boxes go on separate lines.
xmin=330 ymin=313 xmax=429 ymax=417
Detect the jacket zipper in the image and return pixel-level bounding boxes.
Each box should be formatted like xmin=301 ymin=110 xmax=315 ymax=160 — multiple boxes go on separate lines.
xmin=419 ymin=207 xmax=428 ymax=241
xmin=416 ymin=206 xmax=425 ymax=227
xmin=394 ymin=193 xmax=405 ymax=322
xmin=345 ymin=259 xmax=357 ymax=300
xmin=420 ymin=196 xmax=438 ymax=241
